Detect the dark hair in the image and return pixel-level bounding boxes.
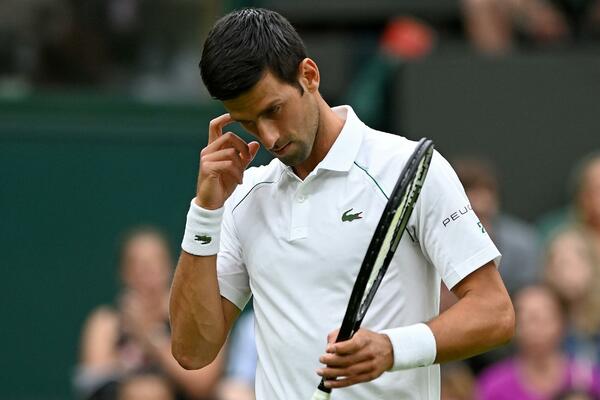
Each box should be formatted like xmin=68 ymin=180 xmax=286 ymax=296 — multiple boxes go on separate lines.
xmin=116 ymin=225 xmax=172 ymax=270
xmin=200 ymin=8 xmax=307 ymax=100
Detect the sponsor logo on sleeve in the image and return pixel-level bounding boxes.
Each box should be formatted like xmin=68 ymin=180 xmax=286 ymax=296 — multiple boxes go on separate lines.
xmin=441 ymin=204 xmax=473 ymax=227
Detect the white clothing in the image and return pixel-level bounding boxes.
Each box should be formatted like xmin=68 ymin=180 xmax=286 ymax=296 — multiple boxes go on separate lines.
xmin=216 ymin=106 xmax=500 ymax=399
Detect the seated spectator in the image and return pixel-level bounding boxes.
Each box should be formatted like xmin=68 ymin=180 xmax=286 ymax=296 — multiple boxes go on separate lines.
xmin=462 ymin=0 xmax=600 ymax=55
xmin=218 ymin=310 xmax=256 ymax=400
xmin=441 ymin=361 xmax=476 ymax=400
xmin=554 ymin=390 xmax=599 ymax=400
xmin=477 ymin=285 xmax=600 ymax=400
xmin=572 ymin=153 xmax=600 ymax=260
xmin=118 ymin=373 xmax=175 ymax=400
xmin=544 ymin=228 xmax=600 ymax=365
xmin=74 ymin=226 xmax=224 ymax=400
xmin=453 ymin=157 xmax=540 ymax=296
xmin=538 ymin=153 xmax=600 ymax=244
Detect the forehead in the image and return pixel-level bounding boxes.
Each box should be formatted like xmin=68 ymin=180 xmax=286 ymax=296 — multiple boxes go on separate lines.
xmin=223 ymin=72 xmax=293 ymax=119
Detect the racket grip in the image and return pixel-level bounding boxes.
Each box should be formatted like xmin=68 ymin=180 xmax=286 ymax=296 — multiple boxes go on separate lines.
xmin=310 ymin=387 xmax=332 ymax=400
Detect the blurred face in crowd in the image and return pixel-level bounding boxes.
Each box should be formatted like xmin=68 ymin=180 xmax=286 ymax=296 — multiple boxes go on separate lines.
xmin=121 ymin=233 xmax=172 ymax=295
xmin=545 ymin=231 xmax=593 ymax=303
xmin=514 ymin=286 xmax=564 ymax=356
xmin=465 ymin=186 xmax=499 ymax=224
xmin=118 ymin=375 xmax=174 ymax=400
xmin=224 ymin=63 xmax=321 ymax=170
xmin=578 ymin=158 xmax=600 ymax=230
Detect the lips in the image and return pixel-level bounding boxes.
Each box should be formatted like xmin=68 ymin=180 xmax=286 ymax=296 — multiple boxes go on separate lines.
xmin=273 ymin=142 xmax=291 ymax=155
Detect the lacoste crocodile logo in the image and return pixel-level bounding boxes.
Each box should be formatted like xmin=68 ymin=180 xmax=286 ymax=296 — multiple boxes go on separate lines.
xmin=342 ymin=208 xmax=363 ymax=222
xmin=194 ymin=234 xmax=212 ymax=245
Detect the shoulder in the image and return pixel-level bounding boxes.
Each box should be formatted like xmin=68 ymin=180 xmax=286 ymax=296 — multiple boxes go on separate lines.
xmin=226 ymin=159 xmax=283 ymax=213
xmin=356 ymin=128 xmax=458 ymax=198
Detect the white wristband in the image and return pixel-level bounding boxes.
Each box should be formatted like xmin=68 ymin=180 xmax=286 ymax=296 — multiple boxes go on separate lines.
xmin=380 ymin=323 xmax=437 ymax=371
xmin=181 ymin=198 xmax=224 ymax=256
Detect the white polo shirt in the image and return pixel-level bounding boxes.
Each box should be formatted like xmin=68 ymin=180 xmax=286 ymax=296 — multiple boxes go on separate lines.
xmin=217 ymin=106 xmax=500 ymax=399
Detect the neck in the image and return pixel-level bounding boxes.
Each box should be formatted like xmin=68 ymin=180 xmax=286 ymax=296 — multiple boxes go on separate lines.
xmin=293 ymin=98 xmax=344 ymax=180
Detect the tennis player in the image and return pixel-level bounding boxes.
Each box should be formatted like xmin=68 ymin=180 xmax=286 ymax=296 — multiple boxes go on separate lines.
xmin=169 ymin=8 xmax=515 ymax=399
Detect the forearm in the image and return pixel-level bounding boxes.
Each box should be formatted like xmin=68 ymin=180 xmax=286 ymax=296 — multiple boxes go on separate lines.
xmin=144 ymin=332 xmax=225 ymax=397
xmin=169 ymin=252 xmax=227 ymax=369
xmin=427 ymin=279 xmax=514 ymax=363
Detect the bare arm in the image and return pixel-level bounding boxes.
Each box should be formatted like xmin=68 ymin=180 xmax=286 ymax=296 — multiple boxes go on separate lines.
xmin=318 ymin=261 xmax=515 ymax=389
xmin=170 ymin=253 xmax=240 ymax=369
xmin=137 ymin=327 xmax=229 ymax=398
xmin=428 ymin=261 xmax=515 ymax=363
xmin=169 ymin=114 xmax=260 ymax=370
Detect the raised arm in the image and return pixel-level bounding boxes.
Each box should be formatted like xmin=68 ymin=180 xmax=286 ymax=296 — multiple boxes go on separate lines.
xmin=169 ymin=114 xmax=260 ymax=370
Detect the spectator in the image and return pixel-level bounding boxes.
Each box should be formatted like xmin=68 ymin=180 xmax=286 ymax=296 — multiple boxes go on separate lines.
xmin=118 ymin=373 xmax=174 ymax=400
xmin=453 ymin=157 xmax=540 ymax=295
xmin=462 ymin=0 xmax=600 ymax=55
xmin=441 ymin=361 xmax=476 ymax=400
xmin=544 ymin=228 xmax=600 ymax=366
xmin=477 ymin=285 xmax=600 ymax=400
xmin=571 ymin=153 xmax=600 ymax=260
xmin=554 ymin=390 xmax=599 ymax=400
xmin=74 ymin=226 xmax=224 ymax=400
xmin=218 ymin=310 xmax=256 ymax=400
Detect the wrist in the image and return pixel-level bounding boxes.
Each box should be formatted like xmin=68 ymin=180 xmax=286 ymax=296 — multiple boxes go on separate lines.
xmin=380 ymin=323 xmax=437 ymax=371
xmin=181 ymin=198 xmax=224 ymax=256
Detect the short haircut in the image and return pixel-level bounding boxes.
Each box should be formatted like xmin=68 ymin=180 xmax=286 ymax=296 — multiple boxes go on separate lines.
xmin=200 ymin=8 xmax=307 ymax=100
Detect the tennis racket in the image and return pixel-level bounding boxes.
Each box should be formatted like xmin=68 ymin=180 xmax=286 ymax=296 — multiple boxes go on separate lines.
xmin=310 ymin=138 xmax=434 ymax=400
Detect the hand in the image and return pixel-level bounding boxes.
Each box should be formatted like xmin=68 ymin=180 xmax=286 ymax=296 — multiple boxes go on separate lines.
xmin=316 ymin=328 xmax=394 ymax=389
xmin=196 ymin=114 xmax=260 ymax=210
xmin=524 ymin=0 xmax=569 ymax=42
xmin=120 ymin=291 xmax=161 ymax=338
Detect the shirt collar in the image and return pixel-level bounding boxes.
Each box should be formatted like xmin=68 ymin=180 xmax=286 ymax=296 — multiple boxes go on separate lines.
xmin=278 ymin=105 xmax=365 ymax=179
xmin=316 ymin=105 xmax=365 ymax=173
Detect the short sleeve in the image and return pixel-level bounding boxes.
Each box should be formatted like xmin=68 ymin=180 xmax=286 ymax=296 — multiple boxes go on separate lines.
xmin=415 ymin=151 xmax=501 ymax=289
xmin=217 ymin=198 xmax=252 ymax=310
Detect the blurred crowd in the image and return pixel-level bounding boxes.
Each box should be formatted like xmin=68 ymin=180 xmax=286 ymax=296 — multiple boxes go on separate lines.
xmin=6 ymin=0 xmax=596 ymax=399
xmin=2 ymin=0 xmax=599 ymax=100
xmin=73 ymin=152 xmax=600 ymax=400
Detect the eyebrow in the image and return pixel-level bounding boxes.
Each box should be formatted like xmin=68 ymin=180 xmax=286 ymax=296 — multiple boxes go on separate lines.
xmin=232 ymin=100 xmax=281 ymax=123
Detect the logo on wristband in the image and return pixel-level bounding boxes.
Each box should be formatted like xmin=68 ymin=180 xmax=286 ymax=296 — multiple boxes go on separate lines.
xmin=194 ymin=234 xmax=212 ymax=245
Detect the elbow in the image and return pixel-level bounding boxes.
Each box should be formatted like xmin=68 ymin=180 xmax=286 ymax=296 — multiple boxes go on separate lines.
xmin=496 ymin=296 xmax=516 ymax=345
xmin=171 ymin=342 xmax=217 ymax=370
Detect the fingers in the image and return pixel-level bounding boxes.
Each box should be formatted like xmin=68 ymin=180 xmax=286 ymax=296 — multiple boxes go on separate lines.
xmin=208 ymin=113 xmax=233 ymax=144
xmin=204 ymin=131 xmax=251 ymax=161
xmin=320 ymin=371 xmax=381 ymax=389
xmin=329 ymin=332 xmax=369 ymax=355
xmin=316 ymin=329 xmax=393 ymax=389
xmin=319 ymin=350 xmax=372 ymax=368
xmin=327 ymin=329 xmax=340 ymax=344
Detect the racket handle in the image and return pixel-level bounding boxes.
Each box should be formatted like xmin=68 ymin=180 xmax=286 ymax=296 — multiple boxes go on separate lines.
xmin=310 ymin=387 xmax=332 ymax=400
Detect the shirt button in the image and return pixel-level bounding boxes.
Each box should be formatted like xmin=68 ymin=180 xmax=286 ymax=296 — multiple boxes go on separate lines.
xmin=297 ymin=195 xmax=306 ymax=203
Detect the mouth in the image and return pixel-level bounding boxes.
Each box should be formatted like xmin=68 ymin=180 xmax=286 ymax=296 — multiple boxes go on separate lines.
xmin=272 ymin=142 xmax=291 ymax=155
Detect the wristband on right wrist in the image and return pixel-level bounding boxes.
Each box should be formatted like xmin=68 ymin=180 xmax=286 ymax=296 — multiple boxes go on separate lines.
xmin=181 ymin=198 xmax=224 ymax=256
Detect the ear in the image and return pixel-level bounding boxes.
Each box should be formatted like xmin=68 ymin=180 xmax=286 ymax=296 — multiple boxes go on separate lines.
xmin=298 ymin=58 xmax=320 ymax=93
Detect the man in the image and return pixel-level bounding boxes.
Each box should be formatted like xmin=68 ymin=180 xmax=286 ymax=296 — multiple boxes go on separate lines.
xmin=169 ymin=8 xmax=514 ymax=399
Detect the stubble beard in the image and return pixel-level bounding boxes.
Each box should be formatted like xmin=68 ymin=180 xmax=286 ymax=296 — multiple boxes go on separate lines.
xmin=276 ymin=102 xmax=320 ymax=167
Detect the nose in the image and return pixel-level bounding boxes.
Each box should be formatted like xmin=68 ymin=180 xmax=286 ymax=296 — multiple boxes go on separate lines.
xmin=256 ymin=119 xmax=280 ymax=150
